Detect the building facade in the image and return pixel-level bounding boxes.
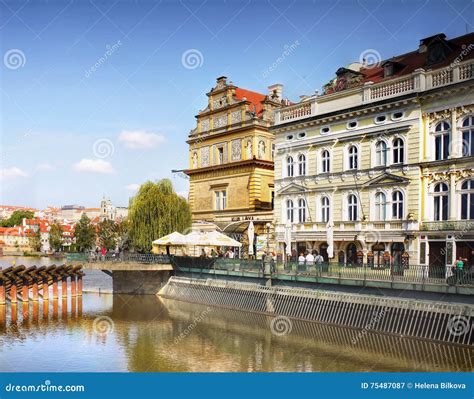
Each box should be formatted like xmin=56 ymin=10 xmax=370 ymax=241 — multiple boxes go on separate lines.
xmin=185 ymin=76 xmax=284 ymax=255
xmin=272 ymin=33 xmax=474 ymax=273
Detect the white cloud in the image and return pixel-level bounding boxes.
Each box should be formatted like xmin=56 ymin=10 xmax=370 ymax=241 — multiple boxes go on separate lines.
xmin=36 ymin=162 xmax=54 ymax=171
xmin=73 ymin=159 xmax=115 ymax=174
xmin=0 ymin=167 xmax=28 ymax=181
xmin=125 ymin=183 xmax=140 ymax=191
xmin=119 ymin=130 xmax=165 ymax=149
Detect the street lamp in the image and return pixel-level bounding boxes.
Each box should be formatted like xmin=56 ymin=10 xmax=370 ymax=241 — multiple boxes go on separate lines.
xmin=265 ymin=222 xmax=272 ymax=254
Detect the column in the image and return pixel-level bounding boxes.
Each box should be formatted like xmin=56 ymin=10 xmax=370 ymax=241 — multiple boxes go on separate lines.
xmin=52 ymin=277 xmax=58 ymax=300
xmin=32 ymin=280 xmax=39 ymax=302
xmin=77 ymin=276 xmax=83 ymax=296
xmin=42 ymin=278 xmax=49 ymax=301
xmin=449 ymin=172 xmax=456 ymax=220
xmin=21 ymin=282 xmax=29 ymax=302
xmin=451 ymin=108 xmax=459 ymax=158
xmin=10 ymin=283 xmax=18 ymax=303
xmin=0 ymin=281 xmax=5 ymax=305
xmin=61 ymin=276 xmax=68 ymax=298
xmin=70 ymin=275 xmax=76 ymax=297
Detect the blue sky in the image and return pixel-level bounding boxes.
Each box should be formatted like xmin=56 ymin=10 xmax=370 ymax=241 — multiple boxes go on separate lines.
xmin=1 ymin=0 xmax=472 ymax=208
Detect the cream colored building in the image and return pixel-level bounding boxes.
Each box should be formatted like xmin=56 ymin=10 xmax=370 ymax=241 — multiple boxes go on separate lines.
xmin=272 ymin=33 xmax=474 ymax=272
xmin=185 ymin=76 xmax=283 ymax=255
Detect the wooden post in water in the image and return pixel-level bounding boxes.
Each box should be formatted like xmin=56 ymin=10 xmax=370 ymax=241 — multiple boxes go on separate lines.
xmin=52 ymin=299 xmax=58 ymax=319
xmin=61 ymin=297 xmax=67 ymax=319
xmin=42 ymin=277 xmax=49 ymax=301
xmin=61 ymin=276 xmax=67 ymax=298
xmin=32 ymin=301 xmax=39 ymax=323
xmin=0 ymin=281 xmax=5 ymax=305
xmin=43 ymin=299 xmax=49 ymax=319
xmin=52 ymin=278 xmax=58 ymax=300
xmin=70 ymin=275 xmax=76 ymax=297
xmin=21 ymin=282 xmax=29 ymax=302
xmin=32 ymin=280 xmax=39 ymax=302
xmin=0 ymin=303 xmax=5 ymax=328
xmin=22 ymin=301 xmax=28 ymax=320
xmin=10 ymin=283 xmax=18 ymax=303
xmin=11 ymin=302 xmax=17 ymax=324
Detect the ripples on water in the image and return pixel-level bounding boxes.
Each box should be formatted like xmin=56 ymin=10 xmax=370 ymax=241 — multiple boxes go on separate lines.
xmin=1 ymin=257 xmax=472 ymax=372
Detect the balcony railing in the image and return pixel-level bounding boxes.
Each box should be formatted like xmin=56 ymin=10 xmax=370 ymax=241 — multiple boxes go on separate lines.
xmin=274 ymin=59 xmax=474 ymax=125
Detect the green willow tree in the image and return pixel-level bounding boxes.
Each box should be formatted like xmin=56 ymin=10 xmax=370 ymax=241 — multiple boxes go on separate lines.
xmin=75 ymin=214 xmax=96 ymax=252
xmin=97 ymin=219 xmax=118 ymax=251
xmin=128 ymin=179 xmax=191 ymax=252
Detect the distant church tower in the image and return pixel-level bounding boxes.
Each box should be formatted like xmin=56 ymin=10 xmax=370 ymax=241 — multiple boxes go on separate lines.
xmin=100 ymin=196 xmax=115 ymax=221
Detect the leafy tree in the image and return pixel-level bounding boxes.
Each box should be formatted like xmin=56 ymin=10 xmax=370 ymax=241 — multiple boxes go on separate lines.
xmin=0 ymin=210 xmax=35 ymax=227
xmin=116 ymin=219 xmax=130 ymax=251
xmin=128 ymin=179 xmax=191 ymax=252
xmin=97 ymin=219 xmax=117 ymax=251
xmin=28 ymin=230 xmax=42 ymax=252
xmin=49 ymin=222 xmax=63 ymax=252
xmin=74 ymin=214 xmax=96 ymax=252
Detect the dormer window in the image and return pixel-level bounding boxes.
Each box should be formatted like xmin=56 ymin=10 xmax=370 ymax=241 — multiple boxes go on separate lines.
xmin=384 ymin=63 xmax=394 ymax=77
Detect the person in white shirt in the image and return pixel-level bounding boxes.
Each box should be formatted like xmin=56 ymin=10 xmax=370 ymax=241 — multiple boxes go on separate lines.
xmin=305 ymin=251 xmax=314 ymax=264
xmin=228 ymin=249 xmax=235 ymax=259
xmin=298 ymin=253 xmax=306 ymax=264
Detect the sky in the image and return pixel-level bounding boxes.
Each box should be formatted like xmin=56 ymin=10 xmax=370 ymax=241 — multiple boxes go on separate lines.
xmin=1 ymin=0 xmax=472 ymax=209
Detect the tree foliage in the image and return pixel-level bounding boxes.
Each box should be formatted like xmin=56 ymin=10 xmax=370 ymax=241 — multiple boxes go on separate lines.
xmin=0 ymin=210 xmax=35 ymax=227
xmin=49 ymin=222 xmax=63 ymax=252
xmin=75 ymin=214 xmax=96 ymax=252
xmin=97 ymin=219 xmax=117 ymax=251
xmin=28 ymin=230 xmax=42 ymax=252
xmin=128 ymin=179 xmax=191 ymax=252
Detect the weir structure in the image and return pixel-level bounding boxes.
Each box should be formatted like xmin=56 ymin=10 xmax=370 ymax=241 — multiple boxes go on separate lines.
xmin=0 ymin=264 xmax=83 ymax=326
xmin=159 ymin=276 xmax=474 ymax=347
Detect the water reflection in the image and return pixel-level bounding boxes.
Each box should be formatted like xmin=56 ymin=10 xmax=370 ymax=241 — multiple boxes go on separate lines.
xmin=0 ymin=293 xmax=472 ymax=372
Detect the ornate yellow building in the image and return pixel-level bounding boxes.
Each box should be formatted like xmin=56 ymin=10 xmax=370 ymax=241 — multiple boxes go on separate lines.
xmin=185 ymin=76 xmax=283 ymax=254
xmin=272 ymin=33 xmax=474 ymax=273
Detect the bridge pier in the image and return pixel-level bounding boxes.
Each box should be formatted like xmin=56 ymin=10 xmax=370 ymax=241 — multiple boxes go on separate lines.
xmin=112 ymin=270 xmax=172 ymax=295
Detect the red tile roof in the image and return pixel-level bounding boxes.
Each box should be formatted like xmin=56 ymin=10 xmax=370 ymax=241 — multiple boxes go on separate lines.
xmin=360 ymin=32 xmax=474 ymax=84
xmin=235 ymin=88 xmax=267 ymax=116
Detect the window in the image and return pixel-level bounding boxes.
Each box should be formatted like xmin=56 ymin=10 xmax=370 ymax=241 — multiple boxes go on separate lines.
xmin=347 ymin=120 xmax=358 ymax=129
xmin=375 ymin=141 xmax=387 ymax=166
xmin=287 ymin=156 xmax=294 ymax=177
xmin=461 ymin=180 xmax=474 ymax=220
xmin=348 ymin=145 xmax=358 ymax=170
xmin=286 ymin=199 xmax=294 ymax=223
xmin=322 ymin=150 xmax=330 ymax=173
xmin=392 ymin=138 xmax=404 ymax=164
xmin=321 ymin=196 xmax=330 ymax=223
xmin=375 ymin=192 xmax=387 ymax=220
xmin=391 ymin=111 xmax=404 ymax=120
xmin=217 ymin=147 xmax=224 ymax=164
xmin=298 ymin=198 xmax=306 ymax=223
xmin=433 ymin=182 xmax=448 ymax=221
xmin=348 ymin=194 xmax=358 ymax=221
xmin=462 ymin=116 xmax=474 ymax=157
xmin=298 ymin=154 xmax=306 ymax=176
xmin=321 ymin=126 xmax=330 ymax=134
xmin=434 ymin=121 xmax=450 ymax=160
xmin=375 ymin=115 xmax=387 ymax=124
xmin=298 ymin=132 xmax=306 ymax=139
xmin=392 ymin=190 xmax=404 ymax=220
xmin=286 ymin=135 xmax=294 ymax=140
xmin=215 ymin=190 xmax=227 ymax=210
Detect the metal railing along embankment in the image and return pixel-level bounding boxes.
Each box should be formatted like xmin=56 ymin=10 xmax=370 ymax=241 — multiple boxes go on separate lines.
xmin=159 ymin=276 xmax=474 ymax=346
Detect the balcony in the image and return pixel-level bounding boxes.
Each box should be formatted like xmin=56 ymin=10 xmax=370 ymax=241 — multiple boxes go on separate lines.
xmin=420 ymin=220 xmax=474 ymax=231
xmin=274 ymin=59 xmax=474 ymax=125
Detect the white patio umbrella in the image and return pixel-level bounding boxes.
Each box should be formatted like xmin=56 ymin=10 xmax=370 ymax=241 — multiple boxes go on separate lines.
xmin=152 ymin=232 xmax=186 ymax=246
xmin=247 ymin=221 xmax=255 ymax=256
xmin=285 ymin=221 xmax=292 ymax=256
xmin=184 ymin=231 xmax=241 ymax=247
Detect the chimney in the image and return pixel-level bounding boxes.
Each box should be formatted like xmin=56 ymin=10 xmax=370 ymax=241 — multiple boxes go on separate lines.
xmin=216 ymin=76 xmax=227 ymax=85
xmin=268 ymin=83 xmax=283 ymax=102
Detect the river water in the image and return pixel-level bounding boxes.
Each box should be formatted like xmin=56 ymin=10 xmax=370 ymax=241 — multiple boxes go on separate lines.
xmin=1 ymin=257 xmax=472 ymax=372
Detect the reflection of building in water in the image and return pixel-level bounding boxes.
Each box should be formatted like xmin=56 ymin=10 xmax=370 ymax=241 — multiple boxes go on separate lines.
xmin=158 ymin=298 xmax=473 ymax=372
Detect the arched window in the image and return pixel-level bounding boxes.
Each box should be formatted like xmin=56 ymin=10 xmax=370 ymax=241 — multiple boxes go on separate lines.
xmin=346 ymin=243 xmax=357 ymax=266
xmin=375 ymin=141 xmax=387 ymax=166
xmin=375 ymin=192 xmax=387 ymax=221
xmin=347 ymin=194 xmax=358 ymax=221
xmin=286 ymin=199 xmax=294 ymax=223
xmin=461 ymin=179 xmax=474 ymax=220
xmin=321 ymin=196 xmax=330 ymax=222
xmin=348 ymin=146 xmax=358 ymax=170
xmin=462 ymin=116 xmax=474 ymax=157
xmin=287 ymin=156 xmax=294 ymax=177
xmin=392 ymin=190 xmax=404 ymax=220
xmin=433 ymin=182 xmax=449 ymax=221
xmin=298 ymin=198 xmax=306 ymax=223
xmin=298 ymin=154 xmax=306 ymax=176
xmin=434 ymin=121 xmax=450 ymax=160
xmin=322 ymin=150 xmax=330 ymax=173
xmin=392 ymin=138 xmax=404 ymax=164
